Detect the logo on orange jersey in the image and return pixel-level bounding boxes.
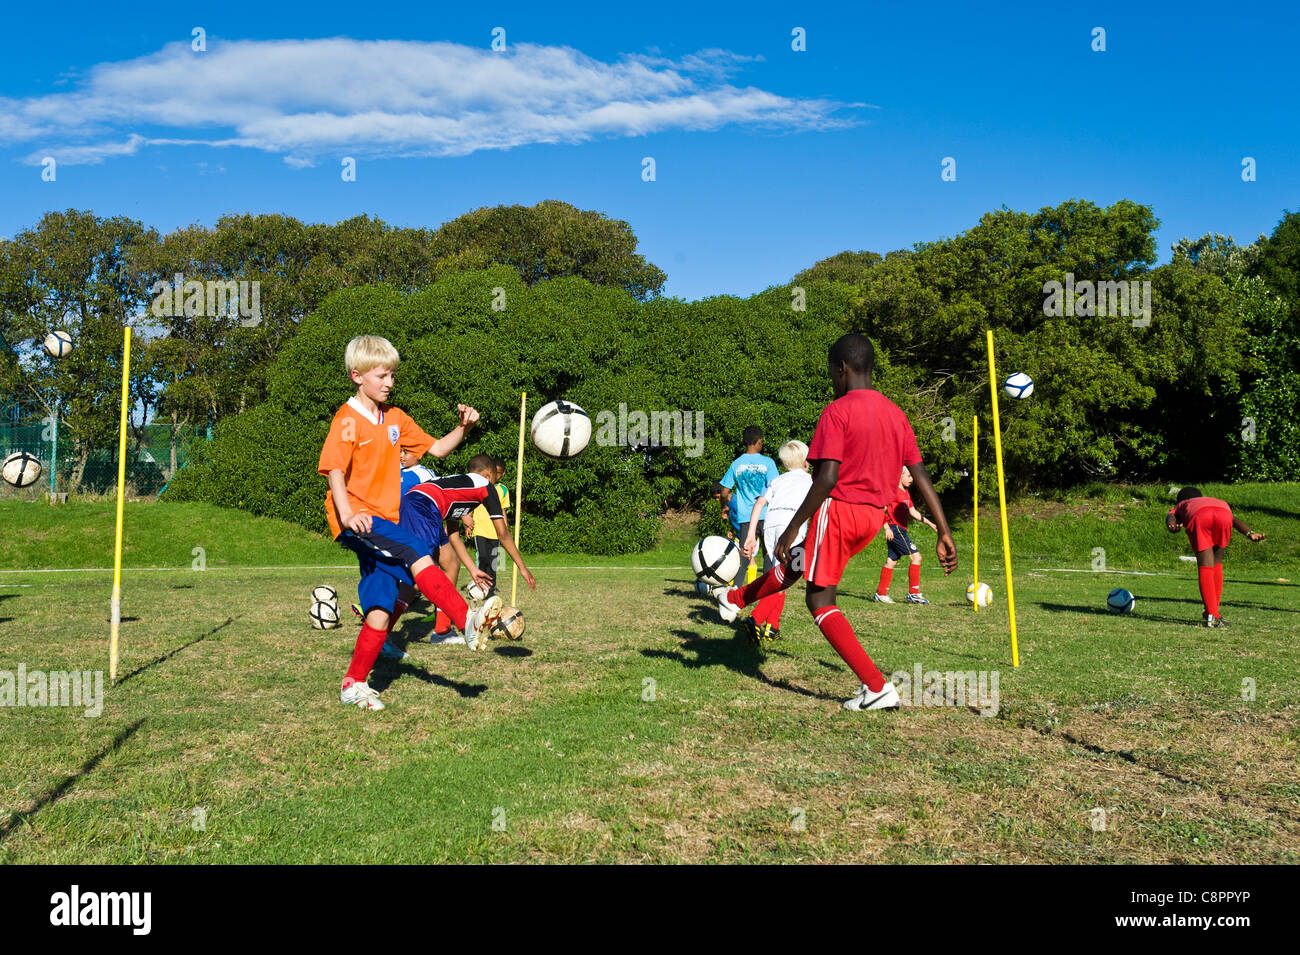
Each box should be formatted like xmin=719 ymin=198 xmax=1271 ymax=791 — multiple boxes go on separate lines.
xmin=387 ymin=425 xmax=400 ymax=445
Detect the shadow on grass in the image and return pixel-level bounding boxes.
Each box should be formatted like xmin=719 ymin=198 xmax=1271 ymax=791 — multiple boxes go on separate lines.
xmin=642 ymin=629 xmax=841 ymax=703
xmin=492 ymin=645 xmax=532 ymax=658
xmin=1035 ymin=603 xmax=1198 ymax=626
xmin=1139 ymin=594 xmax=1300 ymax=614
xmin=116 ymin=617 xmax=235 ymax=686
xmin=0 ymin=717 xmax=145 ymax=845
xmin=369 ymin=660 xmax=487 ymax=698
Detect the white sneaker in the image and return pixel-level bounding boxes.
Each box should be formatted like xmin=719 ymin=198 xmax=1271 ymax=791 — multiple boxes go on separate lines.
xmin=431 ymin=630 xmax=466 ymax=646
xmin=378 ymin=639 xmax=409 ymax=661
xmin=712 ymin=586 xmax=739 ymax=623
xmin=873 ymin=593 xmax=894 ymax=604
xmin=465 ymin=595 xmax=503 ymax=651
xmin=340 ymin=681 xmax=385 ymax=711
xmin=843 ymin=682 xmax=901 ymax=712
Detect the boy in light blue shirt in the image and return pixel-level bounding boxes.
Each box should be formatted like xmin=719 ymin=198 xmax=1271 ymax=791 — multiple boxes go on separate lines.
xmin=718 ymin=426 xmax=780 ymax=584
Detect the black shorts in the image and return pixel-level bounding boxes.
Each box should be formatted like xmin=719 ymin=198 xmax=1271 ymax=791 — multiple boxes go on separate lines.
xmin=886 ymin=524 xmax=918 ymax=561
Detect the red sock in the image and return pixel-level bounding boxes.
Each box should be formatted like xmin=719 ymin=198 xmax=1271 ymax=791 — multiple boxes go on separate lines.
xmin=1197 ymin=566 xmax=1218 ymax=616
xmin=752 ymin=590 xmax=787 ymax=628
xmin=728 ymin=564 xmax=792 ymax=609
xmin=387 ymin=598 xmax=409 ymax=634
xmin=1214 ymin=563 xmax=1224 ymax=605
xmin=415 ymin=566 xmax=468 ymax=631
xmin=813 ymin=606 xmax=886 ymax=692
xmin=433 ymin=608 xmax=450 ymax=633
xmin=908 ymin=563 xmax=921 ymax=594
xmin=344 ymin=623 xmax=388 ymax=686
xmin=877 ymin=567 xmax=893 ymax=596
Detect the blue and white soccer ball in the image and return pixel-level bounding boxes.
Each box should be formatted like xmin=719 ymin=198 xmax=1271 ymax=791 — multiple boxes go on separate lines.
xmin=1106 ymin=588 xmax=1136 ymax=614
xmin=1003 ymin=372 xmax=1034 ymax=399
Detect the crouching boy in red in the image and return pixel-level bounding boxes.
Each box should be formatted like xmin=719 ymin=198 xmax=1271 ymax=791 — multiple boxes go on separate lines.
xmin=1167 ymin=486 xmax=1265 ymax=628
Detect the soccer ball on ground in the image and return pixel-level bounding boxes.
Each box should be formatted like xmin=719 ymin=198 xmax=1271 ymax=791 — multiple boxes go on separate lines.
xmin=309 ymin=600 xmax=341 ymax=630
xmin=531 ymin=399 xmax=591 ymax=459
xmin=2 ymin=451 xmax=42 ymax=488
xmin=489 ymin=606 xmax=526 ymax=640
xmin=43 ymin=331 xmax=73 ymax=359
xmin=966 ymin=582 xmax=994 ymax=607
xmin=1107 ymin=588 xmax=1136 ymax=614
xmin=1003 ymin=372 xmax=1034 ymax=399
xmin=692 ymin=535 xmax=741 ymax=587
xmin=311 ymin=585 xmax=337 ymax=604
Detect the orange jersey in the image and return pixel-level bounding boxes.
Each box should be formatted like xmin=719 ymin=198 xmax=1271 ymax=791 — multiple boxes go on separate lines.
xmin=318 ymin=397 xmax=436 ymax=539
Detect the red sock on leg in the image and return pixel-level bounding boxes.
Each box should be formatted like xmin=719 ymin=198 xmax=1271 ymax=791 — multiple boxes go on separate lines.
xmin=877 ymin=567 xmax=893 ymax=596
xmin=728 ymin=564 xmax=792 ymax=609
xmin=387 ymin=598 xmax=409 ymax=634
xmin=1214 ymin=563 xmax=1224 ymax=606
xmin=813 ymin=606 xmax=886 ymax=692
xmin=752 ymin=590 xmax=787 ymax=628
xmin=908 ymin=563 xmax=921 ymax=595
xmin=344 ymin=623 xmax=388 ymax=686
xmin=415 ymin=566 xmax=468 ymax=631
xmin=1197 ymin=565 xmax=1219 ymax=616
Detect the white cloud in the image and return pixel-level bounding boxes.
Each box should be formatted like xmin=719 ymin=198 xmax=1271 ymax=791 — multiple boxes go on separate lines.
xmin=3 ymin=38 xmax=861 ymax=165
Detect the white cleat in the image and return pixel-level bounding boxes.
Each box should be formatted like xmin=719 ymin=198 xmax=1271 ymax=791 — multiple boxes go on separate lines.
xmin=842 ymin=682 xmax=901 ymax=712
xmin=466 ymin=596 xmax=504 ymax=651
xmin=712 ymin=586 xmax=739 ymax=623
xmin=340 ymin=681 xmax=385 ymax=711
xmin=873 ymin=593 xmax=894 ymax=604
xmin=431 ymin=630 xmax=466 ymax=646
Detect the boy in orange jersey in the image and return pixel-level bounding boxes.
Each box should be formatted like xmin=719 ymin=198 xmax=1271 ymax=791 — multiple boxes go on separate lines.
xmin=1166 ymin=486 xmax=1265 ymax=627
xmin=319 ymin=335 xmax=501 ymax=711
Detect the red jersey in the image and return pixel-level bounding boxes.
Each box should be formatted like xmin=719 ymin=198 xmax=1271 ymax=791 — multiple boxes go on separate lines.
xmin=807 ymin=389 xmax=922 ymax=507
xmin=1170 ymin=496 xmax=1231 ymax=526
xmin=408 ymin=473 xmax=504 ymax=523
xmin=889 ymin=487 xmax=914 ymax=527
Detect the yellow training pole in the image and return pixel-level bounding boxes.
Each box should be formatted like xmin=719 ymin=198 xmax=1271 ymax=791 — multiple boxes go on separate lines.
xmin=110 ymin=325 xmax=132 ymax=683
xmin=510 ymin=391 xmax=527 ymax=607
xmin=972 ymin=415 xmax=979 ymax=614
xmin=985 ymin=330 xmax=1019 ymax=666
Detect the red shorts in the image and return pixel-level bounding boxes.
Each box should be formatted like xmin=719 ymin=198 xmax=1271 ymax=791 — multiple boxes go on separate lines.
xmin=805 ymin=498 xmax=889 ymax=588
xmin=1186 ymin=505 xmax=1232 ymax=552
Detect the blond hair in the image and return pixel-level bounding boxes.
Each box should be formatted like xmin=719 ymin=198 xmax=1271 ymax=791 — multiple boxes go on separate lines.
xmin=345 ymin=335 xmax=400 ymax=376
xmin=778 ymin=439 xmax=808 ymax=471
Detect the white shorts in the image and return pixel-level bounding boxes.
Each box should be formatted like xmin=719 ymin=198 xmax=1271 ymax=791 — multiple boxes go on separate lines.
xmin=763 ymin=511 xmax=807 ymax=561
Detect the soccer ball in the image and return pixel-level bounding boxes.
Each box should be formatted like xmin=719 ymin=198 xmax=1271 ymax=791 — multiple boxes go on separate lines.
xmin=465 ymin=580 xmax=491 ymax=602
xmin=1106 ymin=588 xmax=1136 ymax=614
xmin=309 ymin=599 xmax=341 ymax=630
xmin=692 ymin=535 xmax=741 ymax=587
xmin=489 ymin=605 xmax=526 ymax=640
xmin=311 ymin=585 xmax=337 ymax=604
xmin=966 ymin=582 xmax=993 ymax=607
xmin=2 ymin=451 xmax=42 ymax=488
xmin=1003 ymin=372 xmax=1034 ymax=399
xmin=43 ymin=331 xmax=73 ymax=359
xmin=531 ymin=399 xmax=592 ymax=459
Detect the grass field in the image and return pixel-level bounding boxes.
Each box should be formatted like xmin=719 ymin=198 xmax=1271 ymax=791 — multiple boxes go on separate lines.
xmin=2 ymin=484 xmax=1298 ymax=863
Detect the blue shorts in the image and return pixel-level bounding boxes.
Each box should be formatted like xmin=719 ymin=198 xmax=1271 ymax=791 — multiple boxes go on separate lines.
xmin=336 ymin=516 xmax=428 ymax=615
xmin=399 ymin=493 xmax=449 ymax=554
xmin=886 ymin=524 xmax=919 ymax=562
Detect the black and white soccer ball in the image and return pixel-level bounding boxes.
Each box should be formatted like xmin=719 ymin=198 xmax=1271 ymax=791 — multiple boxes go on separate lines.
xmin=691 ymin=535 xmax=741 ymax=587
xmin=2 ymin=451 xmax=42 ymax=489
xmin=311 ymin=585 xmax=337 ymax=604
xmin=309 ymin=599 xmax=341 ymax=630
xmin=43 ymin=331 xmax=73 ymax=359
xmin=531 ymin=399 xmax=592 ymax=459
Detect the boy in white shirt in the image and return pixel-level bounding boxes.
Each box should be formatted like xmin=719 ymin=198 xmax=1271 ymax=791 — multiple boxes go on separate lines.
xmin=738 ymin=440 xmax=813 ymax=646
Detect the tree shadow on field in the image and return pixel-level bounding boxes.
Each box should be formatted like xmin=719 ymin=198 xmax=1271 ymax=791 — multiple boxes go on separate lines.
xmin=1036 ymin=602 xmax=1194 ymax=626
xmin=1139 ymin=594 xmax=1300 ymax=614
xmin=116 ymin=617 xmax=235 ymax=685
xmin=0 ymin=718 xmax=145 ymax=845
xmin=368 ymin=661 xmax=487 ymax=698
xmin=641 ymin=629 xmax=841 ymax=703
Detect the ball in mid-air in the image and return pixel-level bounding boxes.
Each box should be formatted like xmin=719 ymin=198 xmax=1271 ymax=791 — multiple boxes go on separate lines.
xmin=692 ymin=535 xmax=741 ymax=587
xmin=531 ymin=399 xmax=592 ymax=459
xmin=1106 ymin=588 xmax=1136 ymax=614
xmin=489 ymin=606 xmax=526 ymax=640
xmin=1003 ymin=372 xmax=1034 ymax=399
xmin=2 ymin=451 xmax=42 ymax=488
xmin=311 ymin=584 xmax=337 ymax=604
xmin=966 ymin=582 xmax=993 ymax=606
xmin=465 ymin=580 xmax=491 ymax=602
xmin=309 ymin=599 xmax=341 ymax=630
xmin=43 ymin=331 xmax=73 ymax=359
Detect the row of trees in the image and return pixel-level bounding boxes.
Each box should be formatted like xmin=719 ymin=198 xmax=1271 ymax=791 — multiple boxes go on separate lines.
xmin=2 ymin=198 xmax=1297 ymax=548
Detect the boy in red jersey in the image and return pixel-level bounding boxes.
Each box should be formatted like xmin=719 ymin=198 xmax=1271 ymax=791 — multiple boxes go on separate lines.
xmin=319 ymin=335 xmax=501 ymax=711
xmin=874 ymin=466 xmax=939 ymax=605
xmin=772 ymin=333 xmax=956 ymax=710
xmin=1166 ymin=486 xmax=1265 ymax=627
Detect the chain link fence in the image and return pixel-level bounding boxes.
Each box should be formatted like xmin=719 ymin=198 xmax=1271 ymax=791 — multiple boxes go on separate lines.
xmin=0 ymin=401 xmax=209 ymax=500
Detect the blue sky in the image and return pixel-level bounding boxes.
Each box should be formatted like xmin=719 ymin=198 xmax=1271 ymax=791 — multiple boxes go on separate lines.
xmin=1 ymin=0 xmax=1296 ymax=301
